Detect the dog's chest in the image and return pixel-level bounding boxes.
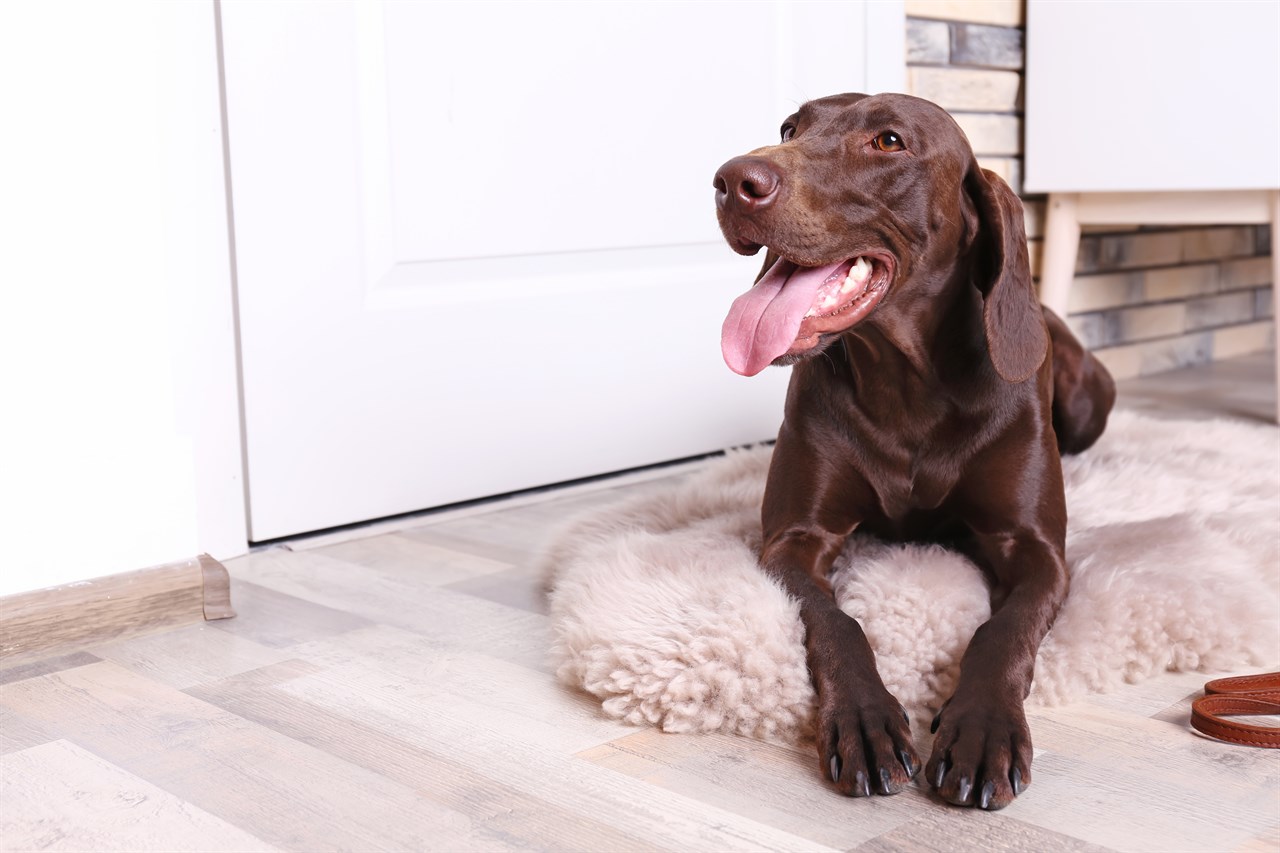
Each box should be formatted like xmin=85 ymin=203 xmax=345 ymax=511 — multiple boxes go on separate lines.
xmin=860 ymin=465 xmax=965 ymax=543
xmin=856 ymin=430 xmax=966 ymax=523
xmin=879 ymin=465 xmax=952 ymax=521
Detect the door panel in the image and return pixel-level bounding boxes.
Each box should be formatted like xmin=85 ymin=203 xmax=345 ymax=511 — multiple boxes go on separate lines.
xmin=223 ymin=0 xmax=894 ymax=540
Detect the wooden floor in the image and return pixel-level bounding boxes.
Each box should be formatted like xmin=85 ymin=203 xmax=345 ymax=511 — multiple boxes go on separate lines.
xmin=2 ymin=353 xmax=1277 ymax=853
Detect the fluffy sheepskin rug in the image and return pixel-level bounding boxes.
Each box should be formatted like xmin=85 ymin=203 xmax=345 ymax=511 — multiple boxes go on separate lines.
xmin=542 ymin=411 xmax=1280 ymax=744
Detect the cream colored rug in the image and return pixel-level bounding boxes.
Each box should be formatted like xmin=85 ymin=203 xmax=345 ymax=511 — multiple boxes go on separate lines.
xmin=542 ymin=411 xmax=1280 ymax=744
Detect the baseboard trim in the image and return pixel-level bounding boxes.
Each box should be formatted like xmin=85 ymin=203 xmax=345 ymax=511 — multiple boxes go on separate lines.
xmin=0 ymin=554 xmax=235 ymax=666
xmin=197 ymin=553 xmax=235 ymax=620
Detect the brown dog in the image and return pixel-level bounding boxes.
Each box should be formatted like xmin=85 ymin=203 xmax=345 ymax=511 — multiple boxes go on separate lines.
xmin=713 ymin=93 xmax=1115 ymax=810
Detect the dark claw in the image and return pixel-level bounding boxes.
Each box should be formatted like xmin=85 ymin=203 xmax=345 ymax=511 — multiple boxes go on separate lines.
xmin=855 ymin=770 xmax=871 ymax=798
xmin=879 ymin=766 xmax=893 ymax=794
xmin=1011 ymin=767 xmax=1025 ymax=795
xmin=979 ymin=780 xmax=995 ymax=810
xmin=930 ymin=713 xmax=941 ymax=734
xmin=829 ymin=754 xmax=841 ymax=783
xmin=933 ymin=758 xmax=948 ymax=789
xmin=898 ymin=748 xmax=917 ymax=779
xmin=957 ymin=776 xmax=973 ymax=804
xmin=898 ymin=703 xmax=910 ymax=725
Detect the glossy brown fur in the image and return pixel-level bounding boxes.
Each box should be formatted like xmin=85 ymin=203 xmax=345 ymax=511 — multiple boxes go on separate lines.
xmin=713 ymin=93 xmax=1115 ymax=810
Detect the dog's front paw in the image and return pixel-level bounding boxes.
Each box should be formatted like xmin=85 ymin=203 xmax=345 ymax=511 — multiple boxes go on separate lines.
xmin=817 ymin=688 xmax=919 ymax=797
xmin=924 ymin=697 xmax=1032 ymax=810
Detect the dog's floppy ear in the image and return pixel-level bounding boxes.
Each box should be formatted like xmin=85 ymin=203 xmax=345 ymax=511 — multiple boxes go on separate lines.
xmin=966 ymin=167 xmax=1048 ymax=383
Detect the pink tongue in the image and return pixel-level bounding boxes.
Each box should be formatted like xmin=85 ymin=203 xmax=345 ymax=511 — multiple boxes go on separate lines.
xmin=721 ymin=258 xmax=847 ymax=376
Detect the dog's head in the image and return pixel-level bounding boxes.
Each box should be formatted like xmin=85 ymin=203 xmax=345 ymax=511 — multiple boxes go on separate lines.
xmin=714 ymin=92 xmax=1045 ymax=382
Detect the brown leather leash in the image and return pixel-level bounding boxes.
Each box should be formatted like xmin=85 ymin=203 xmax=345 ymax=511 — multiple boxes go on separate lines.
xmin=1190 ymin=672 xmax=1280 ymax=748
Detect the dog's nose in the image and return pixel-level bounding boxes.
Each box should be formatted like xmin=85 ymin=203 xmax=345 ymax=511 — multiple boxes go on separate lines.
xmin=714 ymin=156 xmax=781 ymax=214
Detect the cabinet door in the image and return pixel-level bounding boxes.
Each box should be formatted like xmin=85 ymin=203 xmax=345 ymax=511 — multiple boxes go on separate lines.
xmin=223 ymin=0 xmax=899 ymax=540
xmin=1025 ymin=0 xmax=1280 ymax=193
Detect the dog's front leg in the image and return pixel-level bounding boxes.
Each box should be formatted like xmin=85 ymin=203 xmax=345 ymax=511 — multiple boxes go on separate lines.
xmin=926 ymin=441 xmax=1069 ymax=811
xmin=761 ymin=438 xmax=920 ymax=797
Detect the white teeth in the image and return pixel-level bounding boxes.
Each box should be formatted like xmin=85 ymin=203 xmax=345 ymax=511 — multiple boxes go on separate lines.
xmin=808 ymin=257 xmax=874 ymax=319
xmin=839 ymin=257 xmax=872 ymax=294
xmin=852 ymin=256 xmax=871 ymax=280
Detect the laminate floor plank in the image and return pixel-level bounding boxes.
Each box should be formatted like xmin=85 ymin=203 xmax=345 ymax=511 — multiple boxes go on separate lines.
xmin=1029 ymin=699 xmax=1277 ymax=794
xmin=187 ymin=666 xmax=659 ymax=853
xmin=402 ymin=475 xmax=693 ymax=562
xmin=1115 ymin=352 xmax=1276 ymax=423
xmin=1 ymin=739 xmax=279 ymax=853
xmin=1008 ymin=698 xmax=1279 ymax=853
xmin=442 ymin=565 xmax=550 ymax=615
xmin=1003 ymin=749 xmax=1271 ymax=853
xmin=262 ymin=629 xmax=831 ymax=852
xmin=0 ymin=706 xmax=56 ymax=756
xmin=230 ymin=549 xmax=552 ymax=672
xmin=577 ymin=729 xmax=918 ymax=850
xmin=0 ymin=652 xmax=103 ymax=687
xmin=1234 ymin=824 xmax=1280 ymax=853
xmin=390 ymin=525 xmax=534 ymax=567
xmin=205 ymin=579 xmax=374 ymax=650
xmin=90 ymin=623 xmax=295 ymax=690
xmin=853 ymin=806 xmax=1111 ymax=853
xmin=388 ymin=467 xmax=705 ymax=568
xmin=309 ymin=532 xmax=515 ymax=585
xmin=280 ymin=625 xmax=665 ymax=756
xmin=0 ymin=662 xmax=498 ymax=852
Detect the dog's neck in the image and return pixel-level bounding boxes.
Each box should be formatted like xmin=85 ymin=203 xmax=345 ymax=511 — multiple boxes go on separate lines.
xmin=838 ymin=263 xmax=994 ymax=399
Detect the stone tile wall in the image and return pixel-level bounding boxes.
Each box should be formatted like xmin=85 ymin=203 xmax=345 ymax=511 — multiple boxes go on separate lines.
xmin=903 ymin=0 xmax=1274 ymax=379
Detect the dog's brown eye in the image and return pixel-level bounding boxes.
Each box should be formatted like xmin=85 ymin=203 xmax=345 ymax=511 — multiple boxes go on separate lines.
xmin=873 ymin=131 xmax=905 ymax=152
xmin=780 ymin=123 xmax=797 ymax=142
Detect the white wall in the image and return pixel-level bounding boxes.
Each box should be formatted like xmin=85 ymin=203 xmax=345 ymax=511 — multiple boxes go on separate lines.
xmin=0 ymin=1 xmax=246 ymax=597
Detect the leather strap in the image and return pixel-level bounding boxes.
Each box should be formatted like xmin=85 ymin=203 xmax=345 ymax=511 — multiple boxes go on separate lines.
xmin=1190 ymin=672 xmax=1280 ymax=749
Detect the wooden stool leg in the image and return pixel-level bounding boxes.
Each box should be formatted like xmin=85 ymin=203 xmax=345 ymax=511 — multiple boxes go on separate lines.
xmin=1039 ymin=193 xmax=1081 ymax=317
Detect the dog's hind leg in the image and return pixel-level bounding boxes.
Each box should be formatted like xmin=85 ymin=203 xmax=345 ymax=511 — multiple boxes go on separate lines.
xmin=1044 ymin=307 xmax=1115 ymax=455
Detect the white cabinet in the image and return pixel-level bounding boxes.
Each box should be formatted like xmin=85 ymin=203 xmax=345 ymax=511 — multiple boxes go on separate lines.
xmin=1025 ymin=0 xmax=1279 ymax=194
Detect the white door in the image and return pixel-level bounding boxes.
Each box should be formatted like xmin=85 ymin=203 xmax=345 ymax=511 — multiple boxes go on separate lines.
xmin=222 ymin=0 xmax=903 ymax=541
